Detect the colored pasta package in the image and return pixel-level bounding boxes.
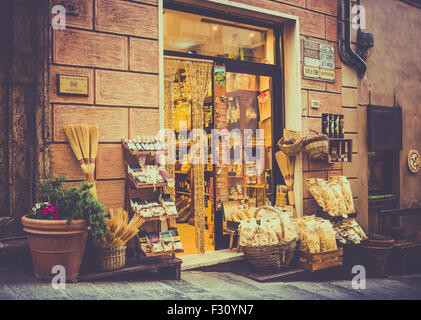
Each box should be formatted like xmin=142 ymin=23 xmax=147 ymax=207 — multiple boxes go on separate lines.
xmin=169 ymin=228 xmax=184 ymax=251
xmin=159 ymin=231 xmax=174 ymax=252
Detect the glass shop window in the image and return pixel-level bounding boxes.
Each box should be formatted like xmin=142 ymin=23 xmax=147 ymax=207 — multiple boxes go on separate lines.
xmin=164 ymin=9 xmax=275 ymax=64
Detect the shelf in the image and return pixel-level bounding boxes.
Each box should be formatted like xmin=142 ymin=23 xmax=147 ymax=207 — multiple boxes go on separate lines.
xmin=128 ymin=175 xmax=167 ymax=189
xmin=176 ymin=191 xmax=191 ymax=195
xmin=175 ymin=170 xmax=190 ymax=174
xmin=129 ymin=209 xmax=178 ymax=221
xmin=142 ymin=249 xmax=184 ymax=257
xmin=78 ymin=255 xmax=182 ymax=281
xmin=317 ymin=209 xmax=358 ymax=222
xmin=121 ymin=140 xmax=167 ymax=157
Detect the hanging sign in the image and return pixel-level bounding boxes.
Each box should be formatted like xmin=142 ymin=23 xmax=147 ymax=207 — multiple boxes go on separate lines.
xmin=213 ymin=65 xmax=229 ymax=211
xmin=302 ymin=40 xmax=335 ymax=83
xmin=57 ymin=74 xmax=89 ymax=96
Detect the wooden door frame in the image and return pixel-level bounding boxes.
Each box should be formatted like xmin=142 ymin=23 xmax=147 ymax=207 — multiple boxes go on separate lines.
xmin=0 ymin=0 xmax=50 ymax=239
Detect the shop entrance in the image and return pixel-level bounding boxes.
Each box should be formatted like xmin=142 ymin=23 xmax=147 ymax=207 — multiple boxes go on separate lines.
xmin=163 ymin=7 xmax=283 ymax=255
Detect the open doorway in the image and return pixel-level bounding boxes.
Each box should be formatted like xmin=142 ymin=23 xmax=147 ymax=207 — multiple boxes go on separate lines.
xmin=163 ymin=7 xmax=282 ymax=255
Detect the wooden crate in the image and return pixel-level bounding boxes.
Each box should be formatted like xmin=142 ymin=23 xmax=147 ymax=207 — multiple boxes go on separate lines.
xmin=298 ymin=248 xmax=343 ymax=272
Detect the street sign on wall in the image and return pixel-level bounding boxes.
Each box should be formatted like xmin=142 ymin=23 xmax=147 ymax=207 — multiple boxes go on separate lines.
xmin=302 ymin=40 xmax=335 ymax=82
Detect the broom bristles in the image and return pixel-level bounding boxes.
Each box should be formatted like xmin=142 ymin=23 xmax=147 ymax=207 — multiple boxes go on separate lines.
xmin=64 ymin=125 xmax=89 ymax=175
xmin=89 ymin=125 xmax=99 ymax=174
xmin=75 ymin=123 xmax=91 ymax=170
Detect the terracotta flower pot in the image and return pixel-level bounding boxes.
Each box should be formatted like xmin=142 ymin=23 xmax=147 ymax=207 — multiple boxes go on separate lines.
xmin=21 ymin=215 xmax=88 ymax=281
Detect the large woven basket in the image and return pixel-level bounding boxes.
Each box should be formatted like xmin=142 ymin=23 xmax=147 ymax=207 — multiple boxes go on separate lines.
xmin=241 ymin=240 xmax=297 ymax=273
xmin=303 ymin=130 xmax=328 ymax=161
xmin=277 ymin=130 xmax=303 ymax=157
xmin=97 ymin=246 xmax=126 ymax=272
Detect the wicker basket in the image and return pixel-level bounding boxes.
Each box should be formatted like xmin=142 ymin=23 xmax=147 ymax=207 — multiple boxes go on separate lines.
xmin=97 ymin=246 xmax=126 ymax=272
xmin=279 ymin=239 xmax=297 ymax=267
xmin=241 ymin=240 xmax=297 ymax=273
xmin=255 ymin=205 xmax=281 ymax=220
xmin=277 ymin=130 xmax=303 ymax=157
xmin=303 ymin=130 xmax=328 ymax=161
xmin=241 ymin=244 xmax=283 ymax=273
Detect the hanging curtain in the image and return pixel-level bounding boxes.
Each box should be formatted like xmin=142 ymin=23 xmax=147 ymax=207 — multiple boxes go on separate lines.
xmin=184 ymin=61 xmax=212 ymax=254
xmin=163 ymin=58 xmax=180 ymax=201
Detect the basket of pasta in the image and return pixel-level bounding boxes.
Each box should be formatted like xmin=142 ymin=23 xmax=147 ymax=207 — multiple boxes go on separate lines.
xmin=238 ymin=206 xmax=298 ymax=273
xmin=295 ymin=215 xmax=343 ymax=272
xmin=306 ymin=176 xmax=356 ymax=219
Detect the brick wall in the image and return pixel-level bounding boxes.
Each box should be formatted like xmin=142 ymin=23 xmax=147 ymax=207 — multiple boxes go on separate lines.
xmin=49 ymin=0 xmax=365 ymax=224
xmin=49 ymin=0 xmax=159 ymax=208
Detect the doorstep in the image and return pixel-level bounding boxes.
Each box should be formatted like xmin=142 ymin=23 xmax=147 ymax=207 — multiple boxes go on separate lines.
xmin=180 ymin=249 xmax=244 ymax=271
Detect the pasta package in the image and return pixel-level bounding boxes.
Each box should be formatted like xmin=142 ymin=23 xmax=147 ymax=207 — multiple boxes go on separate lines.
xmin=306 ymin=178 xmax=326 ymax=210
xmin=319 ymin=180 xmax=340 ymax=216
xmin=317 ymin=222 xmax=338 ymax=252
xmin=299 ymin=218 xmax=321 ymax=253
xmin=327 ymin=180 xmax=347 ymax=216
xmin=238 ymin=218 xmax=260 ymax=247
xmin=260 ymin=218 xmax=283 ymax=244
xmin=338 ymin=176 xmax=355 ymax=214
xmin=279 ymin=212 xmax=297 ymax=243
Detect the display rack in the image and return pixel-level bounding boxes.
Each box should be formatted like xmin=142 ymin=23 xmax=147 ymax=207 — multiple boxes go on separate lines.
xmin=122 ymin=139 xmax=184 ymax=257
xmin=328 ymin=138 xmax=353 ymax=163
xmin=77 ymin=141 xmax=183 ymax=281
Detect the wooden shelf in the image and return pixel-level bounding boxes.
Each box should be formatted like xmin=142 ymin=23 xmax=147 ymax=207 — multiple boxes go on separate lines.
xmin=129 ymin=209 xmax=178 ymax=221
xmin=121 ymin=140 xmax=167 ymax=157
xmin=142 ymin=249 xmax=184 ymax=257
xmin=176 ymin=191 xmax=191 ymax=195
xmin=328 ymin=138 xmax=352 ymax=163
xmin=175 ymin=170 xmax=190 ymax=174
xmin=78 ymin=255 xmax=182 ymax=281
xmin=127 ymin=175 xmax=166 ymax=189
xmin=317 ymin=209 xmax=358 ymax=222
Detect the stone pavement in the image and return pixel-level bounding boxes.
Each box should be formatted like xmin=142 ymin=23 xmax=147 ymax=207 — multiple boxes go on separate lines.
xmin=1 ymin=261 xmax=421 ymax=300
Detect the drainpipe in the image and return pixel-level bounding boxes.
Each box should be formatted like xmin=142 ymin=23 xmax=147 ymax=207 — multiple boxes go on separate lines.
xmin=338 ymin=0 xmax=367 ymax=77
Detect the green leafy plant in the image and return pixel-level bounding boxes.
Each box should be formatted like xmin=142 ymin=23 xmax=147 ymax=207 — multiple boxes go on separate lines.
xmin=33 ymin=176 xmax=107 ymax=238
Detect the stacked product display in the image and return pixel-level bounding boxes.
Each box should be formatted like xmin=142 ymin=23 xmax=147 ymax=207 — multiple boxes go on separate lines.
xmin=125 ymin=136 xmax=167 ymax=152
xmin=306 ymin=176 xmax=355 ymax=216
xmin=122 ymin=139 xmax=184 ymax=260
xmin=334 ymin=219 xmax=368 ymax=245
xmin=138 ymin=228 xmax=184 ymax=255
xmin=130 ymin=196 xmax=178 ymax=218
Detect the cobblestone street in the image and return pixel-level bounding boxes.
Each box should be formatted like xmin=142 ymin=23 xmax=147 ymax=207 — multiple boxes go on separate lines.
xmin=1 ymin=262 xmax=421 ymax=300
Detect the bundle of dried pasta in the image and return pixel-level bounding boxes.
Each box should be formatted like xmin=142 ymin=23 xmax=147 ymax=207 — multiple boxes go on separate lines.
xmin=299 ymin=217 xmax=321 ymax=253
xmin=319 ymin=180 xmax=341 ymax=216
xmin=317 ymin=221 xmax=338 ymax=252
xmin=338 ymin=176 xmax=355 ymax=214
xmin=327 ymin=179 xmax=347 ymax=216
xmin=306 ymin=178 xmax=327 ymax=210
xmin=238 ymin=218 xmax=260 ymax=247
xmin=260 ymin=217 xmax=283 ymax=244
xmin=279 ymin=212 xmax=297 ymax=243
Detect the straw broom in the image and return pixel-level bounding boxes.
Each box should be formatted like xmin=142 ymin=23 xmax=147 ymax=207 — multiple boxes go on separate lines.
xmin=75 ymin=124 xmax=92 ymax=180
xmin=275 ymin=150 xmax=296 ymax=217
xmin=88 ymin=125 xmax=99 ymax=198
xmin=63 ymin=125 xmax=89 ymax=175
xmin=64 ymin=123 xmax=99 ymax=198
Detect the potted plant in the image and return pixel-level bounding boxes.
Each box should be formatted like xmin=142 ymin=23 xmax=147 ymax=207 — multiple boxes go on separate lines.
xmin=21 ymin=177 xmax=107 ymax=281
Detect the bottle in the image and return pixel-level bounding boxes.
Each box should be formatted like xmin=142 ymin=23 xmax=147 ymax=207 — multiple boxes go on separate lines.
xmin=329 ymin=114 xmax=334 ymax=138
xmin=322 ymin=113 xmax=329 ymax=135
xmin=339 ymin=115 xmax=344 ymax=138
